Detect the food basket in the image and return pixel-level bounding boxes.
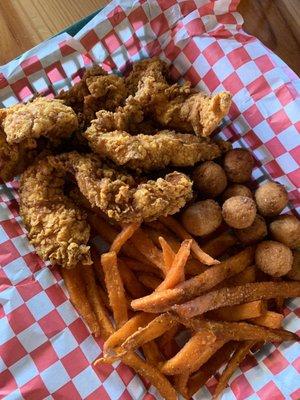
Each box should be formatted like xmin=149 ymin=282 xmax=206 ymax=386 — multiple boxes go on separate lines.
xmin=0 ymin=1 xmax=299 ymax=399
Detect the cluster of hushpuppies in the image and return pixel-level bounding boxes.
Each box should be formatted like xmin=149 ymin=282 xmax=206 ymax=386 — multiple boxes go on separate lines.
xmin=182 ymin=149 xmax=299 ymax=279
xmin=0 ymin=58 xmax=299 ymax=400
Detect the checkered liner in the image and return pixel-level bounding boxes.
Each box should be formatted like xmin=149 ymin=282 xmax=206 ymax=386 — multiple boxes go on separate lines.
xmin=0 ymin=1 xmax=299 ymax=399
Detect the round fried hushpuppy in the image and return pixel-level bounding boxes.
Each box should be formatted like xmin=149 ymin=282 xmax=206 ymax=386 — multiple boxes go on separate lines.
xmin=223 ymin=148 xmax=254 ymax=183
xmin=222 ymin=184 xmax=253 ymax=202
xmin=255 ymin=181 xmax=288 ymax=217
xmin=234 ymin=214 xmax=267 ymax=244
xmin=222 ymin=196 xmax=256 ymax=229
xmin=255 ymin=240 xmax=293 ymax=277
xmin=193 ymin=161 xmax=227 ymax=198
xmin=269 ymin=215 xmax=300 ymax=249
xmin=181 ymin=200 xmax=222 ymax=236
xmin=287 ymin=249 xmax=300 ymax=281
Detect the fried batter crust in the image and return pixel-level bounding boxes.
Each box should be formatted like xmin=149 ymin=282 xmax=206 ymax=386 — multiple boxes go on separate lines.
xmin=84 ymin=128 xmax=225 ymax=172
xmin=134 ymin=76 xmax=231 ymax=137
xmin=50 ymin=152 xmax=193 ymax=223
xmin=19 ymin=158 xmax=91 ymax=269
xmin=0 ymin=97 xmax=78 ymax=145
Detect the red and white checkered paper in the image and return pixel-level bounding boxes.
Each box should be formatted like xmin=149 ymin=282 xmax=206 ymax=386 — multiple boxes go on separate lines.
xmin=0 ymin=1 xmax=299 ymax=399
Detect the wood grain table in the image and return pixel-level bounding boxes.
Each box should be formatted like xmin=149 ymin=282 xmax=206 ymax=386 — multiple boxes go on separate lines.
xmin=0 ymin=0 xmax=299 ymax=75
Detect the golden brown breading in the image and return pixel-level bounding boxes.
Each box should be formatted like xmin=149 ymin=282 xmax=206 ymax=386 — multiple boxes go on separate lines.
xmin=134 ymin=76 xmax=231 ymax=137
xmin=125 ymin=58 xmax=169 ymax=95
xmin=57 ymin=65 xmax=106 ymax=112
xmin=0 ymin=98 xmax=78 ymax=182
xmin=91 ymin=97 xmax=144 ymax=133
xmin=19 ymin=158 xmax=92 ymax=269
xmin=0 ymin=97 xmax=78 ymax=145
xmin=49 ymin=152 xmax=193 ymax=223
xmin=84 ymin=128 xmax=226 ymax=172
xmin=57 ymin=66 xmax=127 ymax=126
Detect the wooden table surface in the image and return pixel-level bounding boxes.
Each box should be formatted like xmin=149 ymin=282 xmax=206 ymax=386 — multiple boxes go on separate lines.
xmin=0 ymin=0 xmax=299 ymax=75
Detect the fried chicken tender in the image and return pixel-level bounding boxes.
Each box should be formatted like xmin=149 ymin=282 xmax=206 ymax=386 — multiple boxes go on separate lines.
xmin=92 ymin=97 xmax=144 ymax=133
xmin=0 ymin=97 xmax=78 ymax=145
xmin=19 ymin=158 xmax=91 ymax=269
xmin=84 ymin=128 xmax=226 ymax=172
xmin=134 ymin=76 xmax=231 ymax=137
xmin=0 ymin=98 xmax=78 ymax=182
xmin=49 ymin=152 xmax=193 ymax=223
xmin=125 ymin=58 xmax=169 ymax=95
xmin=57 ymin=65 xmax=127 ymax=125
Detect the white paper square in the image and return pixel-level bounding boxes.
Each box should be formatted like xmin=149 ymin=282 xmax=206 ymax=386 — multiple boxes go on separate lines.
xmin=0 ymin=225 xmax=9 ymax=244
xmin=35 ymin=268 xmax=57 ymax=290
xmin=277 ymin=153 xmax=299 ymax=174
xmin=9 ymin=355 xmax=38 ymax=387
xmin=79 ymin=336 xmax=101 ymax=364
xmin=3 ymin=258 xmax=31 ymax=285
xmin=277 ymin=126 xmax=300 ymax=151
xmin=2 ymin=287 xmax=24 ymax=314
xmin=103 ymin=370 xmax=126 ymax=399
xmin=72 ymin=366 xmax=101 ymax=398
xmin=0 ymin=316 xmax=15 ymax=345
xmin=236 ymin=61 xmax=262 ymax=86
xmin=56 ymin=301 xmax=78 ymax=326
xmin=51 ymin=328 xmax=78 ymax=358
xmin=284 ymin=100 xmax=300 ymax=124
xmin=26 ymin=292 xmax=54 ymax=321
xmin=41 ymin=361 xmax=70 ymax=393
xmin=11 ymin=235 xmax=34 ymax=257
xmin=17 ymin=322 xmax=47 ymax=353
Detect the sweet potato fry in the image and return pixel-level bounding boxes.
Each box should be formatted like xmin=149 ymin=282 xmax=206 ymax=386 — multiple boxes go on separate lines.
xmin=131 ymin=247 xmax=255 ymax=313
xmin=121 ymin=352 xmax=177 ymax=400
xmin=250 ymin=311 xmax=284 ymax=329
xmin=121 ymin=313 xmax=178 ymax=353
xmin=121 ymin=257 xmax=162 ymax=277
xmin=226 ymin=265 xmax=256 ymax=286
xmin=110 ymin=222 xmax=141 ymax=254
xmin=118 ymin=259 xmax=147 ymax=298
xmin=130 ymin=228 xmax=165 ymax=272
xmin=159 ymin=216 xmax=219 ymax=265
xmin=173 ymin=281 xmax=300 ymax=318
xmin=142 ymin=341 xmax=165 ymax=365
xmin=90 ymin=214 xmax=151 ymax=265
xmin=61 ymin=266 xmax=100 ymax=336
xmin=101 ymin=251 xmax=128 ymax=327
xmin=188 ymin=342 xmax=237 ymax=397
xmin=158 ymin=324 xmax=180 ymax=359
xmin=174 ymin=317 xmax=299 ymax=342
xmin=95 ymin=350 xmax=177 ymax=400
xmin=213 ymin=341 xmax=255 ymax=399
xmin=207 ymin=300 xmax=266 ymax=322
xmin=104 ymin=312 xmax=155 ymax=354
xmin=161 ymin=335 xmax=223 ymax=375
xmin=159 ymin=236 xmax=176 ymax=272
xmin=138 ymin=273 xmax=162 ymax=290
xmin=157 ymin=239 xmax=191 ymax=291
xmin=174 ymin=373 xmax=190 ymax=399
xmin=201 ymin=231 xmax=237 ymax=258
xmin=82 ymin=265 xmax=114 ymax=339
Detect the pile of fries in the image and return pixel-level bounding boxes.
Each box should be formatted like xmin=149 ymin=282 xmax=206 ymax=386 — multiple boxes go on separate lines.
xmin=62 ymin=210 xmax=300 ymax=400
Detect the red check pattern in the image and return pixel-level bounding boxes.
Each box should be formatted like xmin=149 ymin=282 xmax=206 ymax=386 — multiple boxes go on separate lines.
xmin=0 ymin=1 xmax=299 ymax=399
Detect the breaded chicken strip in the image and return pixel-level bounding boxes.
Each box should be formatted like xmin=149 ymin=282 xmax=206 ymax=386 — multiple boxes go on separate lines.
xmin=134 ymin=76 xmax=231 ymax=137
xmin=0 ymin=98 xmax=78 ymax=181
xmin=125 ymin=58 xmax=169 ymax=94
xmin=19 ymin=158 xmax=91 ymax=269
xmin=84 ymin=128 xmax=227 ymax=172
xmin=50 ymin=152 xmax=192 ymax=223
xmin=0 ymin=97 xmax=78 ymax=145
xmin=57 ymin=65 xmax=127 ymax=125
